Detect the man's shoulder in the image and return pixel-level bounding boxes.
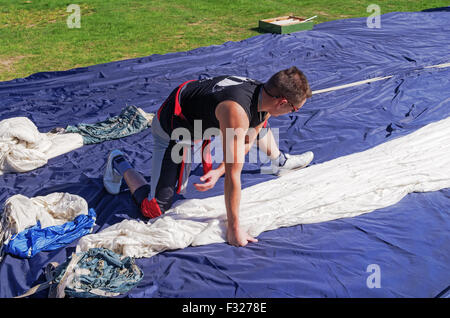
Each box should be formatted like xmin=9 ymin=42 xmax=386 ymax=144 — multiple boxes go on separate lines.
xmin=215 ymin=100 xmax=250 ymax=127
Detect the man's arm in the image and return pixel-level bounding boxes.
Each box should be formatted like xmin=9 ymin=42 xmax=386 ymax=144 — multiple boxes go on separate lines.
xmin=215 ymin=100 xmax=258 ymax=247
xmin=194 ymin=115 xmax=270 ymax=192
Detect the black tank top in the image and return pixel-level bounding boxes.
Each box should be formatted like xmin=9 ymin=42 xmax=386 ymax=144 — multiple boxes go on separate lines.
xmin=159 ymin=76 xmax=267 ymax=138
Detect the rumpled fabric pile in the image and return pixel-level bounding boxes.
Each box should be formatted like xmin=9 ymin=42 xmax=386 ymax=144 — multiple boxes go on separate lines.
xmin=16 ymin=248 xmax=143 ymax=298
xmin=65 ymin=105 xmax=153 ymax=145
xmin=0 ymin=192 xmax=95 ymax=260
xmin=54 ymin=248 xmax=144 ymax=298
xmin=0 ymin=117 xmax=83 ymax=175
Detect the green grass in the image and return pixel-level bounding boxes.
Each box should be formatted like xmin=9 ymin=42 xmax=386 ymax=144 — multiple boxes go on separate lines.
xmin=0 ymin=0 xmax=447 ymax=81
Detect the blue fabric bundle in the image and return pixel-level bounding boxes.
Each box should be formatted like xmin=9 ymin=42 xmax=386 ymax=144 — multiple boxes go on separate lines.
xmin=4 ymin=208 xmax=96 ymax=258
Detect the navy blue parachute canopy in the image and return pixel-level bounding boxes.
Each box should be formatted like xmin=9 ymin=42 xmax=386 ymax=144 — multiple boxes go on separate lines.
xmin=0 ymin=8 xmax=449 ymax=297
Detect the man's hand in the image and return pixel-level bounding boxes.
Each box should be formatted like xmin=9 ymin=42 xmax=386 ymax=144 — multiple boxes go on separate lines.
xmin=227 ymin=226 xmax=258 ymax=247
xmin=193 ymin=168 xmax=223 ymax=192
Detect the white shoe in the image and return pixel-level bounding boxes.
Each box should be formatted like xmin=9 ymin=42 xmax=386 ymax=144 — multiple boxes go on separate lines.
xmin=103 ymin=149 xmax=124 ymax=194
xmin=261 ymin=151 xmax=314 ymax=176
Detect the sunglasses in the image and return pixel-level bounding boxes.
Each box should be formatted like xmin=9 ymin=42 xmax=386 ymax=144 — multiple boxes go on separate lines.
xmin=263 ymin=86 xmax=298 ymax=113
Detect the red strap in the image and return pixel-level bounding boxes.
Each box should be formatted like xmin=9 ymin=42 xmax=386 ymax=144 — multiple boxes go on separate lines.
xmin=202 ymin=139 xmax=212 ymax=175
xmin=156 ymin=79 xmax=195 ymax=122
xmin=140 ymin=198 xmax=162 ymax=219
xmin=174 ymin=80 xmax=196 ymax=121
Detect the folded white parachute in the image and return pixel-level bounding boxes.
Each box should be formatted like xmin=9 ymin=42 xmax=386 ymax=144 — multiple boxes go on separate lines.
xmin=0 ymin=117 xmax=84 ymax=175
xmin=0 ymin=192 xmax=89 ymax=251
xmin=77 ymin=116 xmax=450 ymax=258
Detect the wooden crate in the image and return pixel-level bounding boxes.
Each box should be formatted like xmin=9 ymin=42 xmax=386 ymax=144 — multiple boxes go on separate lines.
xmin=259 ymin=16 xmax=314 ymax=34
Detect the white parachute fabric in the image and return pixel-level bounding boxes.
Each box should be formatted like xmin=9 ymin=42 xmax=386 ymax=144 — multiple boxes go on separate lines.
xmin=77 ymin=116 xmax=450 ymax=258
xmin=0 ymin=117 xmax=83 ymax=175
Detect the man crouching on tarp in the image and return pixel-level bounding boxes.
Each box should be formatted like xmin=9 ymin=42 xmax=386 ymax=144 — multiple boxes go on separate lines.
xmin=102 ymin=66 xmax=313 ymax=247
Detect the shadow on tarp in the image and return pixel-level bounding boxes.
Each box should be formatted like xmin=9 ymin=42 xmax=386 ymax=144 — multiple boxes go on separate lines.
xmin=422 ymin=6 xmax=450 ymax=12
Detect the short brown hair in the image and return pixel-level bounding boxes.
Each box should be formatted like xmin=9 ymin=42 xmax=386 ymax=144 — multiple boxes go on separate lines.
xmin=265 ymin=66 xmax=312 ymax=105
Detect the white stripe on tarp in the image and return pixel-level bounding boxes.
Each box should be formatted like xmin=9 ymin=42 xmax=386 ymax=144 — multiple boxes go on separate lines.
xmin=312 ymin=62 xmax=450 ymax=95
